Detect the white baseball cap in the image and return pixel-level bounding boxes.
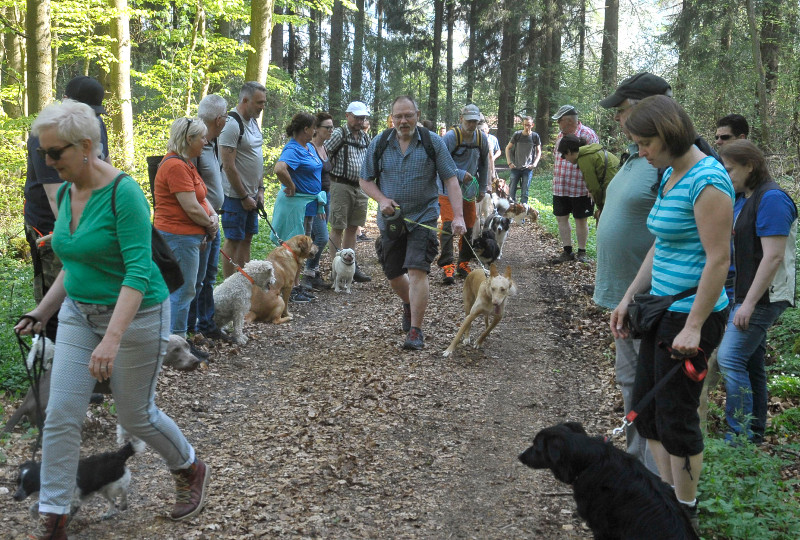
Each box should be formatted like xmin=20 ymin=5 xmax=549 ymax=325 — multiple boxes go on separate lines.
xmin=346 ymin=101 xmax=369 ymax=116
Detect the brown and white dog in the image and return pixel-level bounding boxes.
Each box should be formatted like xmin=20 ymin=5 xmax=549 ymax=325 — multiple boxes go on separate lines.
xmin=443 ymin=264 xmax=516 ymax=357
xmin=504 ymin=202 xmax=539 ymax=224
xmin=267 ymin=234 xmax=317 ymax=320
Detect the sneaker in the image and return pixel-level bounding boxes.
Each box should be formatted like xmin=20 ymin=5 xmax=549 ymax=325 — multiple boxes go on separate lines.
xmin=189 ymin=344 xmax=210 ymax=361
xmin=300 ymin=274 xmax=315 ymax=292
xmin=402 ymin=303 xmax=411 ymax=332
xmin=442 ymin=264 xmax=456 ymax=285
xmin=290 ymin=286 xmax=314 ymax=303
xmin=403 ymin=327 xmax=425 ymax=350
xmin=29 ymin=512 xmax=68 ymax=540
xmin=552 ymin=251 xmax=576 ymax=264
xmin=456 ymin=261 xmax=471 ymax=278
xmin=353 ymin=265 xmax=372 ymax=283
xmin=311 ymin=272 xmax=332 ymax=290
xmin=170 ymin=459 xmax=210 ymax=521
xmin=576 ymin=251 xmax=588 ymax=263
xmin=680 ymin=501 xmax=700 ymax=536
xmin=357 ymin=233 xmax=371 ymax=242
xmin=202 ymin=328 xmax=232 ymax=342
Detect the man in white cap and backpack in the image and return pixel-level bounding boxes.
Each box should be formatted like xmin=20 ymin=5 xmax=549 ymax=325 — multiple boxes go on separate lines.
xmin=324 ymin=101 xmax=373 ymax=282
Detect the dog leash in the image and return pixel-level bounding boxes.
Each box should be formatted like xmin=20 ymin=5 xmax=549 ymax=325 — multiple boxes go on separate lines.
xmin=256 ymin=201 xmax=288 ymax=247
xmin=218 ymin=249 xmax=255 ymax=284
xmin=611 ymin=345 xmax=707 ymax=438
xmin=14 ymin=315 xmax=47 ymax=459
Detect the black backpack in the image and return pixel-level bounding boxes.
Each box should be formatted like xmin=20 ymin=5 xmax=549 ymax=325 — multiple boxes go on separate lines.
xmin=227 ymin=110 xmax=246 ymax=145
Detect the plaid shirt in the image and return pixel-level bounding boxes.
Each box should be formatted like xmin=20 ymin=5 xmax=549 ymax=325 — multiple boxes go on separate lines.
xmin=553 ymin=122 xmax=599 ymax=197
xmin=324 ymin=127 xmax=371 ymax=182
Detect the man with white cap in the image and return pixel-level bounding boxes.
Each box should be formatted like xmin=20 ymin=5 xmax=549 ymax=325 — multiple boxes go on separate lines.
xmin=552 ymin=105 xmax=598 ymax=263
xmin=325 ymin=101 xmax=373 ymax=282
xmin=437 ymin=103 xmax=490 ymax=283
xmin=22 ymin=76 xmax=111 ymax=340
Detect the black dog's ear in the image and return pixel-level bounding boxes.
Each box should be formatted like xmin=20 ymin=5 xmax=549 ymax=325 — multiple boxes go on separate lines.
xmin=562 ymin=422 xmax=587 ymax=435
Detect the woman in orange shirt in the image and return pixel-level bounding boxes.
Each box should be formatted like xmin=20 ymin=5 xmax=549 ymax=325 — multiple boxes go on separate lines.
xmin=154 ymin=118 xmax=218 ymax=339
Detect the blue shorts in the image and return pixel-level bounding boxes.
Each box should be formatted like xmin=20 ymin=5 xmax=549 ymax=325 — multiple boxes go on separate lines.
xmin=221 ymin=196 xmax=259 ymax=241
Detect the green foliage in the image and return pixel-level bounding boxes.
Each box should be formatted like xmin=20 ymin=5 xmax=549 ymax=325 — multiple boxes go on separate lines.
xmin=0 ymin=115 xmax=32 ymax=245
xmin=0 ymin=257 xmax=35 ymax=395
xmin=769 ymin=374 xmax=800 ymax=400
xmin=699 ymin=437 xmax=800 ymax=539
xmin=768 ymin=408 xmax=800 ymax=439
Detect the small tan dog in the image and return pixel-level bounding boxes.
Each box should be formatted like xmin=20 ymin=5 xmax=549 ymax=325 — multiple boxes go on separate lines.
xmin=245 ymin=285 xmax=290 ymax=324
xmin=267 ymin=234 xmax=317 ymax=320
xmin=443 ymin=264 xmax=516 ymax=357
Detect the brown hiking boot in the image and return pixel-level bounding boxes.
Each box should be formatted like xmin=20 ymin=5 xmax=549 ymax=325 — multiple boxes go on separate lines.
xmin=170 ymin=459 xmax=210 ymax=521
xmin=29 ymin=512 xmax=68 ymax=540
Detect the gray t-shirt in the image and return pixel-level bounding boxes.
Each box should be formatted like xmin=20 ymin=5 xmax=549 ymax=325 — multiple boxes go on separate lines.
xmin=194 ymin=141 xmax=224 ymax=211
xmin=219 ymin=113 xmax=264 ymax=198
xmin=508 ymin=130 xmax=541 ymax=169
xmin=593 ymin=148 xmax=657 ymax=309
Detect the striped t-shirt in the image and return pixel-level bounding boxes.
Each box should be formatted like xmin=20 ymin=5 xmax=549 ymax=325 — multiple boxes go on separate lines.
xmin=646 ymin=156 xmax=734 ymax=313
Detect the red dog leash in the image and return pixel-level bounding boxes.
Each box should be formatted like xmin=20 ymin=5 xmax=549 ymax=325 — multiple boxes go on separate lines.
xmin=219 ymin=248 xmax=255 ymax=284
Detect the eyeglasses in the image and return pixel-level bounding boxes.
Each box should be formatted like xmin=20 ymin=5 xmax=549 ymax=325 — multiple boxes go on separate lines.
xmin=318 ymin=125 xmax=334 ymax=130
xmin=36 ymin=143 xmax=74 ymax=161
xmin=391 ymin=113 xmax=417 ymax=121
xmin=715 ymin=134 xmax=733 ymax=141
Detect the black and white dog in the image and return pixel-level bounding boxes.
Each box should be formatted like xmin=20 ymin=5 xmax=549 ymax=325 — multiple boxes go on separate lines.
xmin=519 ymin=422 xmax=699 ymax=540
xmin=14 ymin=435 xmax=144 ymax=520
xmin=470 ymin=230 xmax=501 ymax=266
xmin=484 ymin=214 xmax=511 ymax=259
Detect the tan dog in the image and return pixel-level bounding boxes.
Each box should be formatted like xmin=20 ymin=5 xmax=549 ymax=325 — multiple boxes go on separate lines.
xmin=267 ymin=234 xmax=317 ymax=319
xmin=245 ymin=285 xmax=290 ymax=324
xmin=443 ymin=264 xmax=516 ymax=357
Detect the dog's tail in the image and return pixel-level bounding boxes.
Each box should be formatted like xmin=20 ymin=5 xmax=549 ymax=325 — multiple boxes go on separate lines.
xmin=116 ymin=424 xmax=146 ymax=454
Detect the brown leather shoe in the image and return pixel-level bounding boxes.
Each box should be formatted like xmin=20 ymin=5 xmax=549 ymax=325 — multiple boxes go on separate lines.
xmin=29 ymin=512 xmax=68 ymax=540
xmin=170 ymin=459 xmax=210 ymax=520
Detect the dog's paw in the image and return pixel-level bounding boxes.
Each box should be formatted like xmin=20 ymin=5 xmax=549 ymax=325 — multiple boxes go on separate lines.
xmin=442 ymin=349 xmax=452 ymax=358
xmin=234 ymin=335 xmax=248 ymax=345
xmin=462 ymin=336 xmax=471 ymax=346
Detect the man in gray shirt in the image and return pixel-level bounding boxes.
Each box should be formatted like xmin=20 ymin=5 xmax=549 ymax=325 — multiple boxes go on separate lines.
xmin=188 ymin=94 xmax=230 ymax=342
xmin=219 ymin=81 xmax=266 ymax=277
xmin=504 ymin=116 xmax=542 ymax=203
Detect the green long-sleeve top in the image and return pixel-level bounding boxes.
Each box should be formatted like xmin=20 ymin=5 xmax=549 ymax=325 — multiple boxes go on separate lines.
xmin=576 ymin=143 xmax=620 ymax=208
xmin=53 ymin=175 xmax=169 ymax=307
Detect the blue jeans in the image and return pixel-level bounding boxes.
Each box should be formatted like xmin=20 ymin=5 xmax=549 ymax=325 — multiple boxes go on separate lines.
xmin=305 ymin=210 xmax=329 ymax=274
xmin=188 ymin=230 xmax=220 ymax=334
xmin=717 ymin=302 xmax=788 ymax=442
xmin=508 ymin=168 xmax=533 ymax=203
xmin=159 ymin=230 xmax=204 ymax=337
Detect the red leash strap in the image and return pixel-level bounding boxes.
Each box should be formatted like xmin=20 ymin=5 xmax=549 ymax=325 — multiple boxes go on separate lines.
xmin=219 ymin=248 xmax=255 ymax=284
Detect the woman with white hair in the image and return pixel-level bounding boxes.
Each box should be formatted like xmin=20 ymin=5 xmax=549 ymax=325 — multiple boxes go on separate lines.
xmin=153 ymin=118 xmax=218 ymax=340
xmin=15 ymin=100 xmax=210 ymax=539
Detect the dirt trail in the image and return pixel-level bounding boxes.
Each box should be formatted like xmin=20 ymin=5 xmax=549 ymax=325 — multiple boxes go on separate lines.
xmin=0 ymin=218 xmax=619 ymax=539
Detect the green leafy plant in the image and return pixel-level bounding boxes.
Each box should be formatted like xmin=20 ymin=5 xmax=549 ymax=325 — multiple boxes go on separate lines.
xmin=769 ymin=374 xmax=800 ymax=400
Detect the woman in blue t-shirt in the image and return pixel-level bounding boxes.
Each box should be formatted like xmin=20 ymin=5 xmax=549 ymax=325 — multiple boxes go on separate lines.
xmin=610 ymin=95 xmax=734 ymax=531
xmin=717 ymin=140 xmax=797 ymax=444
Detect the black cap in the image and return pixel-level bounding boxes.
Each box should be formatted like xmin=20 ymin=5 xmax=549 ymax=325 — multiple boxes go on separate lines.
xmin=64 ymin=76 xmax=106 ymax=114
xmin=599 ymin=73 xmax=672 ymax=108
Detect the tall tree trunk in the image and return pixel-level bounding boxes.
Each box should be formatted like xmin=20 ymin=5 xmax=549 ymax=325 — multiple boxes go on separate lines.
xmin=26 ymin=0 xmax=53 ymax=113
xmin=535 ymin=0 xmax=557 ymax=146
xmin=183 ymin=3 xmax=205 ymax=114
xmin=599 ymin=0 xmax=619 ymax=139
xmin=371 ymin=0 xmax=383 ymax=125
xmin=110 ymin=0 xmax=134 ymax=168
xmin=2 ymin=6 xmax=25 ymax=117
xmin=309 ymin=8 xmax=322 ymax=97
xmin=351 ymin=0 xmax=365 ymax=101
xmin=746 ymin=0 xmax=771 ymax=146
xmin=271 ymin=5 xmax=284 ymax=68
xmin=465 ymin=1 xmax=477 ymax=103
xmin=674 ymin=0 xmax=690 ymax=94
xmin=427 ymin=0 xmax=443 ymax=123
xmin=578 ymin=0 xmax=586 ymax=86
xmin=329 ymin=0 xmax=345 ymax=122
xmin=287 ymin=8 xmax=297 ymax=79
xmin=497 ymin=5 xmax=520 ymax=147
xmin=524 ymin=15 xmax=541 ymax=117
xmin=245 ymin=0 xmax=275 ymax=85
xmin=759 ymin=0 xmax=782 ymax=111
xmin=445 ymin=0 xmax=454 ymax=128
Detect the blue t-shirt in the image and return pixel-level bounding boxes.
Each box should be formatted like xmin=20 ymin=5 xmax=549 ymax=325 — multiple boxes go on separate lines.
xmin=647 ymin=156 xmax=734 ymax=313
xmin=278 ymin=138 xmax=322 ymax=216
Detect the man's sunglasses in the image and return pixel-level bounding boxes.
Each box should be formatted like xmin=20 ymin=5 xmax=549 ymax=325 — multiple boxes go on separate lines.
xmin=715 ymin=134 xmax=733 ymax=141
xmin=36 ymin=143 xmax=74 ymax=161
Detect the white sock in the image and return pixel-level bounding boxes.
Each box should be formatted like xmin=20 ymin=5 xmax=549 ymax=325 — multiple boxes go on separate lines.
xmin=677 ymin=497 xmax=697 ymax=507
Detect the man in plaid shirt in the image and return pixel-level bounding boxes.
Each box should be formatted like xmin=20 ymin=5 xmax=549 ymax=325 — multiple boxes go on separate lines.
xmin=552 ymin=105 xmax=599 ymax=263
xmin=324 ymin=101 xmax=373 ymax=282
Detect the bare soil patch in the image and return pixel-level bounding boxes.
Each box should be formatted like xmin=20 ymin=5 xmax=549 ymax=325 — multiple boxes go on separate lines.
xmin=1 ymin=217 xmax=621 ymax=539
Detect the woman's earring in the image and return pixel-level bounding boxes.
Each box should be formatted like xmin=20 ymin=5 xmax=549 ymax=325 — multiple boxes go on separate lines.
xmin=83 ymin=155 xmax=89 ymax=164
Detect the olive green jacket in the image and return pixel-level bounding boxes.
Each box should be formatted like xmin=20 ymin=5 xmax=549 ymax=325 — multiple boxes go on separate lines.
xmin=576 ymin=143 xmax=620 ymax=207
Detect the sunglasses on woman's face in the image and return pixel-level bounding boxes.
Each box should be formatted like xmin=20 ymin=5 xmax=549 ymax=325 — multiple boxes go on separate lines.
xmin=36 ymin=143 xmax=75 ymax=161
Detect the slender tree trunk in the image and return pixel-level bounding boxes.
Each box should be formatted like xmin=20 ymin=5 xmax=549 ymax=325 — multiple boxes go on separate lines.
xmin=759 ymin=0 xmax=782 ymax=112
xmin=329 ymin=0 xmax=345 ymax=122
xmin=524 ymin=15 xmax=541 ymax=116
xmin=746 ymin=0 xmax=771 ymax=146
xmin=371 ymin=0 xmax=383 ymax=124
xmin=271 ymin=5 xmax=284 ymax=68
xmin=578 ymin=0 xmax=586 ymax=86
xmin=497 ymin=5 xmax=520 ymax=146
xmin=287 ymin=8 xmax=297 ymax=79
xmin=599 ymin=0 xmax=619 ymax=139
xmin=445 ymin=0 xmax=454 ymax=128
xmin=350 ymin=0 xmax=365 ymax=101
xmin=427 ymin=0 xmax=443 ymax=123
xmin=183 ymin=3 xmax=204 ymax=114
xmin=245 ymin=0 xmax=275 ymax=85
xmin=26 ymin=0 xmax=53 ymax=113
xmin=535 ymin=0 xmax=557 ymax=146
xmin=309 ymin=8 xmax=322 ymax=97
xmin=110 ymin=0 xmax=134 ymax=168
xmin=465 ymin=1 xmax=477 ymax=103
xmin=3 ymin=6 xmax=25 ymax=117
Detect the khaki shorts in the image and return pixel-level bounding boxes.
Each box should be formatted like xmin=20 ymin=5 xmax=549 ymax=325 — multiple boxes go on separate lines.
xmin=329 ymin=181 xmax=369 ymax=230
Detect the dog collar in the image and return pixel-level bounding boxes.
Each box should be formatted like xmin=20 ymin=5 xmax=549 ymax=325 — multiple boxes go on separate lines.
xmin=282 ymin=243 xmax=300 ymax=265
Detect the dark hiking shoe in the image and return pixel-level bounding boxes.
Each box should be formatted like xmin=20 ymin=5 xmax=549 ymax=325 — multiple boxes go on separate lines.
xmin=170 ymin=459 xmax=210 ymax=521
xmin=403 ymin=327 xmax=425 ymax=350
xmin=202 ymin=328 xmax=232 ymax=342
xmin=353 ymin=265 xmax=372 ymax=283
xmin=402 ymin=303 xmax=412 ymax=332
xmin=311 ymin=272 xmax=332 ymax=290
xmin=357 ymin=233 xmax=371 ymax=242
xmin=680 ymin=501 xmax=700 ymax=536
xmin=189 ymin=344 xmax=209 ymax=361
xmin=551 ymin=251 xmax=576 ymax=264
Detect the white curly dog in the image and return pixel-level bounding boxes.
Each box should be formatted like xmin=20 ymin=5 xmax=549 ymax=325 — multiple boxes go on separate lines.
xmin=213 ymin=260 xmax=275 ymax=345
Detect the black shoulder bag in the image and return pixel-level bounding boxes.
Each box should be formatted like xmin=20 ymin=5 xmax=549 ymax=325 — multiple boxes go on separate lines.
xmin=627 ymin=286 xmax=698 ymax=339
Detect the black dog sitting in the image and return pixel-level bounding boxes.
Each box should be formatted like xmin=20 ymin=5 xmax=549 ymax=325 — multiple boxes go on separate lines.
xmin=519 ymin=422 xmax=698 ymax=540
xmin=470 ymin=230 xmax=500 ymax=265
